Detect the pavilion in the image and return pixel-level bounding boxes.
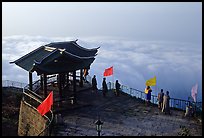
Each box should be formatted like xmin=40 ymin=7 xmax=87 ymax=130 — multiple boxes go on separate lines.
xmin=10 ymin=40 xmax=99 ymax=102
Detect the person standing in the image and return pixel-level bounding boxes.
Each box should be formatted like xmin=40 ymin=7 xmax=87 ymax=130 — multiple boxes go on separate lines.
xmin=91 ymin=75 xmax=98 ymax=92
xmin=102 ymin=78 xmax=108 ymax=97
xmin=158 ymin=89 xmax=164 ymax=109
xmin=162 ymin=91 xmax=171 ymax=115
xmin=145 ymin=86 xmax=152 ymax=106
xmin=115 ymin=80 xmax=121 ymax=96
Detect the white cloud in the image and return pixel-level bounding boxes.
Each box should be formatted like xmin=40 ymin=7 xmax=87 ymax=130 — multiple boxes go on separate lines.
xmin=2 ymin=35 xmax=202 ymax=102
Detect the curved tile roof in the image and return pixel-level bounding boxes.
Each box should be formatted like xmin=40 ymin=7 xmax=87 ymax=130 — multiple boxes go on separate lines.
xmin=10 ymin=40 xmax=99 ymax=75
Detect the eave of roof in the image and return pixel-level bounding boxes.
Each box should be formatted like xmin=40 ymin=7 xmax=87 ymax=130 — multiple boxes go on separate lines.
xmin=10 ymin=41 xmax=99 ymax=74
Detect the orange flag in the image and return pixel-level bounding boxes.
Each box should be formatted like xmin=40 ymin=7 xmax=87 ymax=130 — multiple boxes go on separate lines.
xmin=103 ymin=66 xmax=113 ymax=76
xmin=37 ymin=91 xmax=53 ymax=116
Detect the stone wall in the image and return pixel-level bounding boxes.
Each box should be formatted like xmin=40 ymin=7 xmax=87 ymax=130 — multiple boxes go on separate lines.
xmin=18 ymin=100 xmax=48 ymax=136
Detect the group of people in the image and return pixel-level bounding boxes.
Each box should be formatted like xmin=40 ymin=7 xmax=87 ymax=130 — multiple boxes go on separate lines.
xmin=92 ymin=75 xmax=170 ymax=115
xmin=145 ymin=86 xmax=171 ymax=115
xmin=158 ymin=89 xmax=171 ymax=114
xmin=91 ymin=75 xmax=121 ymax=97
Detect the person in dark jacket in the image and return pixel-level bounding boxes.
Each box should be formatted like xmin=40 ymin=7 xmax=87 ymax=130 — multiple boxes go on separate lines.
xmin=102 ymin=78 xmax=108 ymax=97
xmin=91 ymin=75 xmax=98 ymax=92
xmin=145 ymin=86 xmax=152 ymax=106
xmin=115 ymin=80 xmax=121 ymax=96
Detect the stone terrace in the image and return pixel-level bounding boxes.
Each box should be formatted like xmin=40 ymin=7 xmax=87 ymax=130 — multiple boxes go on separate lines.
xmin=50 ymin=86 xmax=202 ymax=136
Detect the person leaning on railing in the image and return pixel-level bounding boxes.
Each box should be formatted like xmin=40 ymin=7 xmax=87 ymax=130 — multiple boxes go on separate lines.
xmin=157 ymin=89 xmax=164 ymax=110
xmin=115 ymin=80 xmax=121 ymax=96
xmin=162 ymin=91 xmax=171 ymax=115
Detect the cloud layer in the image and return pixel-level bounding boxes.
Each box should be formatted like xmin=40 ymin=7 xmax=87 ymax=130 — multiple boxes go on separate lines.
xmin=2 ymin=35 xmax=202 ymax=102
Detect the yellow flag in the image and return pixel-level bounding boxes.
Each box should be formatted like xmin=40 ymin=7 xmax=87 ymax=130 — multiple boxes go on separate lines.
xmin=146 ymin=76 xmax=156 ymax=86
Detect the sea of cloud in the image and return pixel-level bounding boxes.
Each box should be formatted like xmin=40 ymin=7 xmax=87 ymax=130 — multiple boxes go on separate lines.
xmin=2 ymin=35 xmax=202 ymax=102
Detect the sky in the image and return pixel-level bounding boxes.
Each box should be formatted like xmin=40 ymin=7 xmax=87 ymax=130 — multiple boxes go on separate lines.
xmin=2 ymin=2 xmax=202 ymax=102
xmin=2 ymin=2 xmax=202 ymax=43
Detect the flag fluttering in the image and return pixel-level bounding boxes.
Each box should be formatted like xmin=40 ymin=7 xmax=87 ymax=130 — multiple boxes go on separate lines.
xmin=37 ymin=91 xmax=53 ymax=116
xmin=145 ymin=76 xmax=156 ymax=86
xmin=103 ymin=66 xmax=113 ymax=76
xmin=191 ymin=84 xmax=198 ymax=102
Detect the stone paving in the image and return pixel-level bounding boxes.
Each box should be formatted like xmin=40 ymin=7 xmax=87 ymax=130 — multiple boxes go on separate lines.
xmin=51 ymin=87 xmax=202 ymax=136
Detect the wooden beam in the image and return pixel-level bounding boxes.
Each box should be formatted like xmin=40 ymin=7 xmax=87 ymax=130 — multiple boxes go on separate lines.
xmin=44 ymin=73 xmax=47 ymax=98
xmin=40 ymin=74 xmax=43 ymax=90
xmin=67 ymin=73 xmax=69 ymax=86
xmin=59 ymin=73 xmax=62 ymax=99
xmin=29 ymin=72 xmax=33 ymax=91
xmin=62 ymin=73 xmax=65 ymax=88
xmin=80 ymin=69 xmax=83 ymax=87
xmin=73 ymin=70 xmax=76 ymax=102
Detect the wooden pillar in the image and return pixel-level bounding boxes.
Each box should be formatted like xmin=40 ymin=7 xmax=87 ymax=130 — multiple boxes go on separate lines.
xmin=40 ymin=74 xmax=43 ymax=90
xmin=62 ymin=73 xmax=65 ymax=88
xmin=44 ymin=73 xmax=47 ymax=98
xmin=64 ymin=73 xmax=67 ymax=86
xmin=29 ymin=72 xmax=33 ymax=91
xmin=58 ymin=73 xmax=62 ymax=99
xmin=73 ymin=70 xmax=76 ymax=101
xmin=67 ymin=73 xmax=69 ymax=86
xmin=80 ymin=69 xmax=83 ymax=87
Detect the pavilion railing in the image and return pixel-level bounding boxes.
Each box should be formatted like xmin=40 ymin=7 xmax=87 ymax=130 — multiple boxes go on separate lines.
xmin=2 ymin=79 xmax=53 ymax=136
xmin=2 ymin=80 xmax=27 ymax=89
xmin=23 ymin=89 xmax=53 ymax=136
xmin=24 ymin=80 xmax=41 ymax=92
xmin=107 ymin=82 xmax=202 ymax=113
xmin=86 ymin=74 xmax=92 ymax=83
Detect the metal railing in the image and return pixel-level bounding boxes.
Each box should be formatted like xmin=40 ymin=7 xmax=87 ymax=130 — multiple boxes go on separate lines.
xmin=23 ymin=89 xmax=53 ymax=136
xmin=23 ymin=83 xmax=54 ymax=136
xmin=2 ymin=79 xmax=54 ymax=136
xmin=24 ymin=80 xmax=40 ymax=92
xmin=107 ymin=82 xmax=202 ymax=113
xmin=2 ymin=80 xmax=27 ymax=89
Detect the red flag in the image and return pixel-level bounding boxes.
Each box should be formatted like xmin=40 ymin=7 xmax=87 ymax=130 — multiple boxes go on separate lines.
xmin=37 ymin=91 xmax=53 ymax=116
xmin=103 ymin=66 xmax=113 ymax=76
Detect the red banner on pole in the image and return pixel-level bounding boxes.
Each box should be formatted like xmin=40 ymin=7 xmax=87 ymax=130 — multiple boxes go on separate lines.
xmin=37 ymin=91 xmax=53 ymax=116
xmin=103 ymin=66 xmax=113 ymax=76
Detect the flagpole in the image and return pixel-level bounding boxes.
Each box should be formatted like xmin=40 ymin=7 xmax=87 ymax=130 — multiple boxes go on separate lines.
xmin=155 ymin=85 xmax=157 ymax=96
xmin=195 ymin=84 xmax=198 ymax=116
xmin=112 ymin=67 xmax=114 ymax=90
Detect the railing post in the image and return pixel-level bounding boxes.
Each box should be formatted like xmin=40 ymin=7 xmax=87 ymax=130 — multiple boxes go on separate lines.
xmin=130 ymin=88 xmax=132 ymax=96
xmin=108 ymin=82 xmax=111 ymax=90
xmin=194 ymin=102 xmax=197 ymax=116
xmin=140 ymin=91 xmax=142 ymax=99
xmin=73 ymin=70 xmax=76 ymax=102
xmin=44 ymin=73 xmax=47 ymax=98
xmin=80 ymin=69 xmax=83 ymax=87
xmin=40 ymin=75 xmax=43 ymax=90
xmin=153 ymin=95 xmax=154 ymax=104
xmin=29 ymin=72 xmax=33 ymax=91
